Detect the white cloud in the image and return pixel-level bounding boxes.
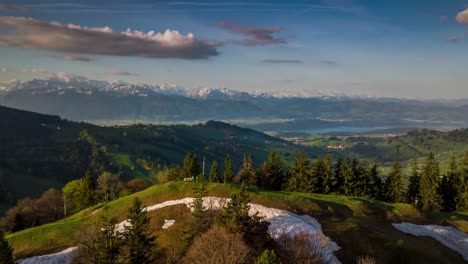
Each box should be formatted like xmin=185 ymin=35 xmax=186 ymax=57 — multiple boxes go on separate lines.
xmin=0 ymin=16 xmax=221 ymax=59
xmin=456 ymin=8 xmax=468 ymax=24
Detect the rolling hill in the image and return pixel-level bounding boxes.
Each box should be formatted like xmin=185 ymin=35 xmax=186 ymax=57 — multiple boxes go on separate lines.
xmin=0 ymin=105 xmax=310 ymax=213
xmin=6 ymin=182 xmax=468 ymax=264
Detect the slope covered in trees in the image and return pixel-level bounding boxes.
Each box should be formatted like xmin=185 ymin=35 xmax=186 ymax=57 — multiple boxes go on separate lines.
xmin=0 ymin=106 xmax=310 ymax=213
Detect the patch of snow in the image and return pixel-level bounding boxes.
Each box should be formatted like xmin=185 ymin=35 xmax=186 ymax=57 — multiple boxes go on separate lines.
xmin=17 ymin=247 xmax=79 ymax=264
xmin=19 ymin=197 xmax=340 ymax=264
xmin=393 ymin=223 xmax=468 ymax=261
xmin=117 ymin=197 xmax=340 ymax=263
xmin=162 ymin=219 xmax=176 ymax=229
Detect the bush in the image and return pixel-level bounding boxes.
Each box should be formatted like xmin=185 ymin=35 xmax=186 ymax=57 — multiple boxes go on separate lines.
xmin=183 ymin=226 xmax=252 ymax=264
xmin=277 ymin=232 xmax=327 ymax=264
xmin=255 ymin=249 xmax=281 ymax=264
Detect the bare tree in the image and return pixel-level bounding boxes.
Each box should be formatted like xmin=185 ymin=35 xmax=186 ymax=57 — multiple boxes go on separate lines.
xmin=183 ymin=226 xmax=252 ymax=264
xmin=277 ymin=232 xmax=329 ymax=264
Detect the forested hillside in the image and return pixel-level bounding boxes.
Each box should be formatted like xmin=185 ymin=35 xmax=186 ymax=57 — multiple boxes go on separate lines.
xmin=0 ymin=106 xmax=309 ymax=213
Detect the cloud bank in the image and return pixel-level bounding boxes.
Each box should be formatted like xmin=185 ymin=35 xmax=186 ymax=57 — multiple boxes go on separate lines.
xmin=263 ymin=59 xmax=302 ymax=64
xmin=107 ymin=70 xmax=137 ymax=76
xmin=0 ymin=4 xmax=29 ymax=12
xmin=456 ymin=8 xmax=468 ymax=24
xmin=218 ymin=21 xmax=286 ymax=46
xmin=0 ymin=16 xmax=221 ymax=59
xmin=63 ymin=55 xmax=93 ymax=62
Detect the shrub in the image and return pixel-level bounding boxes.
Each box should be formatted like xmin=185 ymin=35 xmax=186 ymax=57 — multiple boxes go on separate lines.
xmin=277 ymin=232 xmax=327 ymax=264
xmin=255 ymin=249 xmax=281 ymax=264
xmin=183 ymin=226 xmax=252 ymax=264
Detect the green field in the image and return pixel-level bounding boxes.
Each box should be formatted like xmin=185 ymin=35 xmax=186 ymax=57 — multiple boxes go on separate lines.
xmin=296 ymin=129 xmax=468 ymax=174
xmin=6 ymin=182 xmax=468 ymax=264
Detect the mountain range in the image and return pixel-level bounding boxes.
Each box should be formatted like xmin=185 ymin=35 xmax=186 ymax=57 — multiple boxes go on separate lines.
xmin=1 ymin=75 xmax=467 ymax=129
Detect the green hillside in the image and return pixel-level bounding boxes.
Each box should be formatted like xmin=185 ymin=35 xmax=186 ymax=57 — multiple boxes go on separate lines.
xmin=300 ymin=128 xmax=468 ymax=174
xmin=0 ymin=106 xmax=311 ymax=213
xmin=6 ymin=182 xmax=468 ymax=264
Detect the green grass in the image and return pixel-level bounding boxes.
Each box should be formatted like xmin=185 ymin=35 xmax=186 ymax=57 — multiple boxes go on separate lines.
xmin=6 ymin=182 xmax=468 ymax=263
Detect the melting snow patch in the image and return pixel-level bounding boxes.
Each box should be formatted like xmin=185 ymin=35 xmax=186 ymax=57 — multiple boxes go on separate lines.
xmin=162 ymin=219 xmax=176 ymax=229
xmin=393 ymin=223 xmax=468 ymax=261
xmin=117 ymin=197 xmax=340 ymax=263
xmin=21 ymin=197 xmax=340 ymax=264
xmin=17 ymin=247 xmax=79 ymax=264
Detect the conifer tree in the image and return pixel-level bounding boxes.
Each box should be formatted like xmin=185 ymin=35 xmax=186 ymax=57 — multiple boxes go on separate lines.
xmin=340 ymin=156 xmax=354 ymax=195
xmin=419 ymin=153 xmax=443 ymax=211
xmin=455 ymin=152 xmax=468 ymax=211
xmin=187 ymin=181 xmax=211 ymax=240
xmin=255 ymin=249 xmax=281 ymax=264
xmin=96 ymin=206 xmax=121 ymax=264
xmin=122 ymin=198 xmax=157 ymax=264
xmin=406 ymin=162 xmax=421 ymax=206
xmin=384 ymin=160 xmax=406 ymax=203
xmin=208 ymin=161 xmax=222 ymax=183
xmin=224 ymin=155 xmax=234 ymax=184
xmin=358 ymin=161 xmax=371 ymax=197
xmin=258 ymin=151 xmax=285 ymax=190
xmin=312 ymin=157 xmax=326 ymax=193
xmin=219 ymin=183 xmax=258 ymax=236
xmin=237 ymin=154 xmax=257 ymax=186
xmin=183 ymin=152 xmax=200 ymax=180
xmin=367 ymin=162 xmax=382 ymax=199
xmin=0 ymin=230 xmax=14 ymax=264
xmin=334 ymin=155 xmax=344 ymax=194
xmin=284 ymin=152 xmax=313 ymax=192
xmin=440 ymin=157 xmax=457 ymax=212
xmin=351 ymin=159 xmax=365 ymax=196
xmin=322 ymin=153 xmax=336 ymax=194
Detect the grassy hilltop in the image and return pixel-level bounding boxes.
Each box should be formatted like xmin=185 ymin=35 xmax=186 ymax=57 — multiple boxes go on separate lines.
xmin=7 ymin=182 xmax=468 ymax=264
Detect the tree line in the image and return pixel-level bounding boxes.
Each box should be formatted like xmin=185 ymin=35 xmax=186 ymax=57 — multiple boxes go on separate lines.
xmin=0 ymin=171 xmax=149 ymax=233
xmin=171 ymin=151 xmax=468 ymax=212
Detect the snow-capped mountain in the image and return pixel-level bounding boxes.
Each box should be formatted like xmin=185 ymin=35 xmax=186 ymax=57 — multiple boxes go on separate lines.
xmin=192 ymin=87 xmax=255 ymax=100
xmin=1 ymin=75 xmax=272 ymax=100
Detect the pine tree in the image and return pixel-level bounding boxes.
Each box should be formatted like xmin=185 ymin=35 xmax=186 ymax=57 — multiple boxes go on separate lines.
xmin=122 ymin=198 xmax=157 ymax=264
xmin=367 ymin=162 xmax=382 ymax=199
xmin=312 ymin=157 xmax=326 ymax=193
xmin=208 ymin=161 xmax=222 ymax=183
xmin=183 ymin=152 xmax=200 ymax=180
xmin=322 ymin=153 xmax=336 ymax=194
xmin=406 ymin=162 xmax=421 ymax=206
xmin=83 ymin=171 xmax=96 ymax=206
xmin=237 ymin=154 xmax=257 ymax=186
xmin=219 ymin=183 xmax=258 ymax=236
xmin=351 ymin=159 xmax=365 ymax=196
xmin=384 ymin=160 xmax=406 ymax=203
xmin=96 ymin=206 xmax=121 ymax=264
xmin=340 ymin=156 xmax=354 ymax=195
xmin=284 ymin=152 xmax=314 ymax=192
xmin=334 ymin=155 xmax=344 ymax=194
xmin=258 ymin=151 xmax=285 ymax=190
xmin=191 ymin=182 xmax=209 ymax=235
xmin=440 ymin=157 xmax=457 ymax=212
xmin=0 ymin=230 xmax=14 ymax=264
xmin=255 ymin=249 xmax=281 ymax=264
xmin=358 ymin=161 xmax=371 ymax=197
xmin=455 ymin=152 xmax=468 ymax=211
xmin=419 ymin=153 xmax=443 ymax=211
xmin=224 ymin=155 xmax=234 ymax=184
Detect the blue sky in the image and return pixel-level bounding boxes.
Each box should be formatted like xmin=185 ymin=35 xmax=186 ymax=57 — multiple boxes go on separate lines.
xmin=0 ymin=0 xmax=468 ymax=99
